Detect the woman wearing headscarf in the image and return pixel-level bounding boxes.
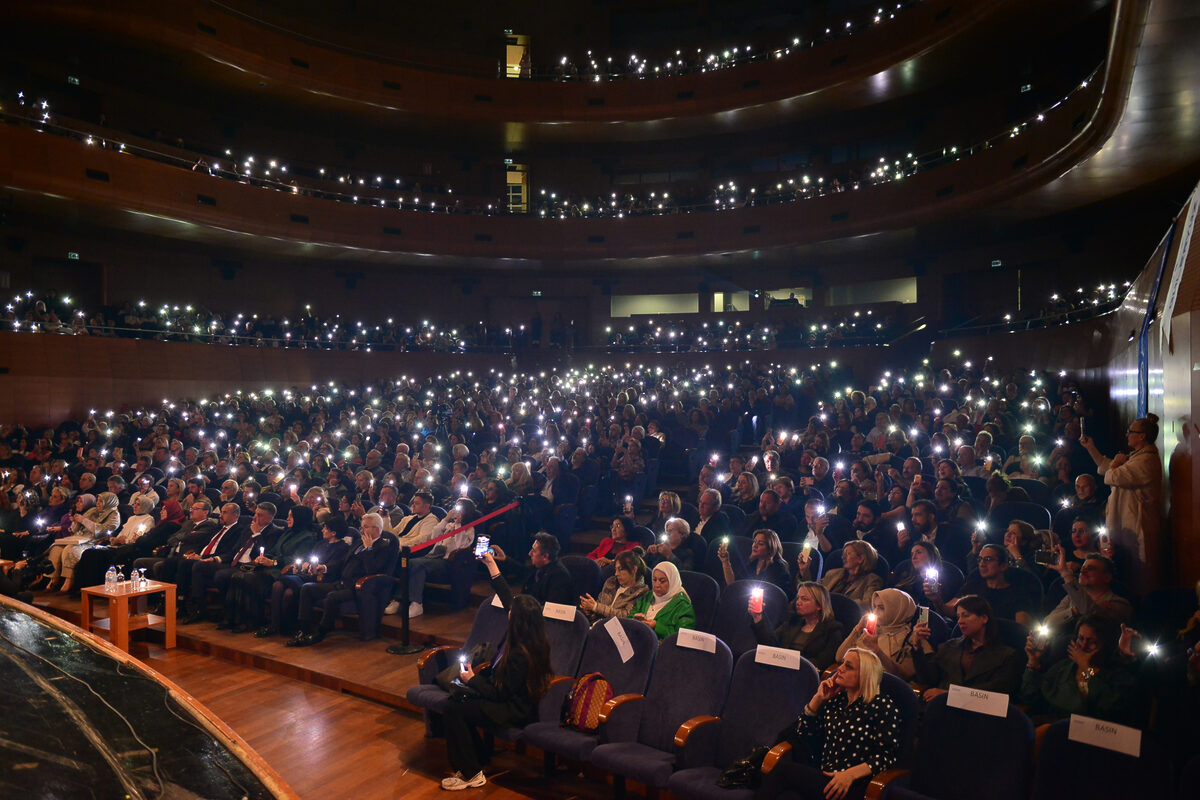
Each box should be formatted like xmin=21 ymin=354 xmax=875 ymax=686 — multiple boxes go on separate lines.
xmin=836 ymin=588 xmax=919 ymax=680
xmin=629 ymin=560 xmax=695 ymax=641
xmin=73 ymin=495 xmax=174 ymax=591
xmin=37 ymin=493 xmax=97 ymax=590
xmin=58 ymin=492 xmax=120 ymax=594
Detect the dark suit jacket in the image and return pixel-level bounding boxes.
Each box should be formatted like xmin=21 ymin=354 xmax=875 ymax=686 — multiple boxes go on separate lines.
xmin=694 ymin=511 xmax=732 ymax=543
xmin=161 ymin=519 xmax=220 ymax=557
xmin=522 ymin=559 xmax=574 ymax=605
xmin=197 ymin=522 xmax=246 ymax=563
xmin=336 ymin=532 xmax=398 ymax=589
xmin=545 ymin=472 xmax=581 ymax=508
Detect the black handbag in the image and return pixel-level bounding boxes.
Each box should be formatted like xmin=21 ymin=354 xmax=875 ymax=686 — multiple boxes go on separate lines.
xmin=716 ymin=745 xmax=770 ymax=789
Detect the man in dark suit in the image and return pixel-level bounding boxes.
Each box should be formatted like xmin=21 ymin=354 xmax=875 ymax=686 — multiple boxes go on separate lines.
xmin=852 ymin=500 xmax=897 ymax=567
xmin=540 ymin=456 xmax=580 ymax=508
xmin=693 ymin=488 xmax=732 ymax=543
xmin=182 ymin=502 xmax=277 ymax=624
xmin=491 ymin=532 xmax=574 ymax=606
xmin=131 ymin=499 xmax=220 ymax=583
xmin=288 ymin=511 xmax=398 ymax=646
xmin=738 ymin=490 xmax=800 ymax=541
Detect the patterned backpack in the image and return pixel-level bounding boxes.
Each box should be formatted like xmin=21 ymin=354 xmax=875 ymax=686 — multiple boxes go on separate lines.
xmin=561 ymin=672 xmax=614 ymax=733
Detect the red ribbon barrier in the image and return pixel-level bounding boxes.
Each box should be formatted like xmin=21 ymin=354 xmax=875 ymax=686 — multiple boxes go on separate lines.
xmin=407 ymin=500 xmax=519 ymax=554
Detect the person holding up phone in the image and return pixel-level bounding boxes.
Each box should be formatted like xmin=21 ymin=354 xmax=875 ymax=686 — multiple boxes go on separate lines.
xmin=1078 ymin=414 xmax=1161 ymax=588
xmin=911 ymin=595 xmax=1023 ymax=702
xmin=1043 ymin=547 xmax=1132 ymax=630
xmin=759 ymin=648 xmax=901 ymax=800
xmin=441 ymin=547 xmax=552 ymax=791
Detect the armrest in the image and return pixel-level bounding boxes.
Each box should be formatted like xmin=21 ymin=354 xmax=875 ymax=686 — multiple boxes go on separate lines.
xmin=417 ymin=645 xmax=456 ymax=671
xmin=1034 ymin=723 xmax=1052 ymax=766
xmin=536 ymin=675 xmax=576 ymax=723
xmin=674 ymin=715 xmax=722 ymax=771
xmin=674 ymin=715 xmax=721 ymax=747
xmin=417 ymin=645 xmax=455 ymax=683
xmin=865 ymin=769 xmax=910 ymax=800
xmin=761 ymin=742 xmax=792 ymax=775
xmin=597 ymin=693 xmax=644 ymax=744
xmin=355 ymin=573 xmax=398 ymax=591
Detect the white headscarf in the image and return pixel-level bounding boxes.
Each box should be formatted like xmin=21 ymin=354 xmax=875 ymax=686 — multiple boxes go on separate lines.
xmin=646 ymin=561 xmax=687 ymax=620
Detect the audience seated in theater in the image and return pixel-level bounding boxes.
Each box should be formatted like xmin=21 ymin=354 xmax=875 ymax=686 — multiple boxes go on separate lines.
xmin=901 ymin=499 xmax=969 ymax=570
xmin=185 ymin=502 xmax=280 ymax=625
xmin=912 ymin=594 xmax=1023 ymax=702
xmin=836 ymin=588 xmax=918 ymax=680
xmin=929 ymin=543 xmax=1038 ymax=626
xmin=646 ymin=515 xmax=705 ymax=572
xmin=490 ymin=532 xmax=575 ymax=606
xmin=734 ymin=471 xmax=761 ymax=516
xmin=383 ymin=490 xmax=441 ymax=614
xmin=967 ymin=519 xmax=1036 ymax=574
xmin=802 ymin=540 xmax=883 ymax=611
xmin=224 ymin=506 xmax=318 ymax=633
xmin=405 ymin=498 xmax=480 ymax=619
xmin=719 ymin=528 xmax=793 ymax=599
xmin=648 ymin=490 xmax=683 ymax=534
xmin=738 ymin=489 xmax=800 ymax=542
xmin=630 ymin=560 xmax=696 ymax=640
xmin=984 ymin=471 xmax=1029 ymax=514
xmin=588 ymin=516 xmax=639 ymax=566
xmin=759 ymin=648 xmax=901 ymax=800
xmin=287 ymin=512 xmax=396 ymax=647
xmin=1022 ymin=614 xmax=1145 ymax=727
xmin=1044 ymin=549 xmax=1132 ymax=630
xmin=70 ymin=494 xmax=159 ymax=592
xmin=932 ymin=477 xmax=974 ymax=526
xmin=889 ymin=541 xmax=943 ymax=607
xmin=752 ymin=580 xmax=844 ymax=671
xmin=38 ymin=493 xmax=99 ymax=591
xmin=262 ymin=515 xmax=351 ymax=637
xmin=851 ymin=499 xmax=896 ymax=566
xmin=693 ymin=488 xmax=732 ymax=542
xmin=579 ymin=547 xmax=650 ymax=622
xmin=441 ymin=547 xmax=552 ymax=791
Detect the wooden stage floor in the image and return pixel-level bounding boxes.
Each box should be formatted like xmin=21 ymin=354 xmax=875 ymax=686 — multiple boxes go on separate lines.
xmin=30 ymin=588 xmax=616 ymax=800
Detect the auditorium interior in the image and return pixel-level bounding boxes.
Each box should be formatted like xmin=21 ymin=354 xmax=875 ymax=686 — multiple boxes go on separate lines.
xmin=1 ymin=0 xmax=1200 ymax=798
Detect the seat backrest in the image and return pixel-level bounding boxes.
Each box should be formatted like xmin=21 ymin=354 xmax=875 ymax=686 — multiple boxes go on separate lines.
xmin=989 ymin=501 xmax=1051 ymax=532
xmin=715 ymin=650 xmax=819 ymax=767
xmin=829 ymin=592 xmax=865 ymax=634
xmin=576 ymin=616 xmax=658 ymax=696
xmin=544 ymin=607 xmax=590 ymax=677
xmin=939 ymin=561 xmax=965 ymax=599
xmin=637 ymin=632 xmax=734 ymax=752
xmin=703 ymin=535 xmax=754 ymax=584
xmin=463 ymin=598 xmax=512 ymax=653
xmin=713 ymin=579 xmax=789 ymax=659
xmin=678 ymin=502 xmax=701 ymax=528
xmin=723 ymin=505 xmax=746 ymax=527
xmin=880 ymin=672 xmax=921 ymax=768
xmin=962 ymin=476 xmax=988 ymax=502
xmin=911 ymin=694 xmax=1035 ymax=800
xmin=631 ymin=526 xmax=657 ymax=548
xmin=1005 ymin=566 xmax=1044 ymax=613
xmin=1031 ymin=719 xmax=1173 ymax=800
xmin=679 ymin=570 xmax=721 ymax=633
xmin=782 ymin=542 xmax=823 ymax=580
xmin=1011 ymin=479 xmax=1050 ymax=508
xmin=560 ymin=555 xmax=602 ymax=597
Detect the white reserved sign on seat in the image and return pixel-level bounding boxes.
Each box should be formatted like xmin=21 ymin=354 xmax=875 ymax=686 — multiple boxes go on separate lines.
xmin=543 ymin=601 xmax=576 ymax=621
xmin=677 ymin=628 xmax=717 ymax=653
xmin=755 ymin=645 xmax=802 ymax=670
xmin=604 ymin=616 xmax=635 ymax=663
xmin=1069 ymin=714 xmax=1142 ymax=757
xmin=947 ymin=684 xmax=1009 ymax=718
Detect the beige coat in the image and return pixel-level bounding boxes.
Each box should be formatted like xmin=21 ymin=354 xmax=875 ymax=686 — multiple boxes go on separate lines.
xmin=1097 ymin=444 xmax=1161 ymax=571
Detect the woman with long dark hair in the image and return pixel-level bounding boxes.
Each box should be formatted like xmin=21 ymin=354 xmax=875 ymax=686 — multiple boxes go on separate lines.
xmin=441 ymin=549 xmax=552 ymax=790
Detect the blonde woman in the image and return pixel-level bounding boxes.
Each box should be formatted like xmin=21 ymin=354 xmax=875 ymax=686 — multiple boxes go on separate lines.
xmin=761 ymin=648 xmax=902 ymax=800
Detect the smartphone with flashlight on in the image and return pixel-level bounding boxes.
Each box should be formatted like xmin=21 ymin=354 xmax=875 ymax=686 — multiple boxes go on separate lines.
xmin=473 ymin=535 xmax=492 ymax=558
xmin=749 ymin=586 xmax=764 ymax=614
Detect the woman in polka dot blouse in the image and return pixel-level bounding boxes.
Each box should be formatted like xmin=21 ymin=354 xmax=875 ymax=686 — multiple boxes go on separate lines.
xmin=759 ymin=648 xmax=902 ymax=800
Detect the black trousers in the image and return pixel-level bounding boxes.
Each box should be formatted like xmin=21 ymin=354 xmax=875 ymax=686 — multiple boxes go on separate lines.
xmin=188 ymin=561 xmax=235 ymax=614
xmin=226 ymin=569 xmax=275 ymax=626
xmin=442 ymin=697 xmax=498 ymax=777
xmin=758 ymin=760 xmax=868 ymax=800
xmin=297 ymin=582 xmax=354 ymax=633
xmin=269 ymin=575 xmax=308 ymax=633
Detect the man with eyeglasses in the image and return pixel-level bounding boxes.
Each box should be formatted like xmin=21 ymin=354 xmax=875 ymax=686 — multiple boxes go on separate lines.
xmin=927 ymin=543 xmax=1038 ymax=626
xmin=1044 ymin=549 xmax=1131 ymax=629
xmin=1079 ymin=414 xmax=1161 ymax=588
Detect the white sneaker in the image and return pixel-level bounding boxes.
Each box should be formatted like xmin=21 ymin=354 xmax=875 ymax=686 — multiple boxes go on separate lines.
xmin=384 ymin=600 xmax=400 ymax=615
xmin=409 ymin=602 xmax=424 ymax=618
xmin=440 ymin=772 xmax=463 ymax=788
xmin=442 ymin=771 xmax=485 ymax=791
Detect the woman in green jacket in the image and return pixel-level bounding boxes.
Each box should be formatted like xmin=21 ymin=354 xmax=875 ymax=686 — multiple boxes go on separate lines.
xmin=630 ymin=560 xmax=695 ymax=640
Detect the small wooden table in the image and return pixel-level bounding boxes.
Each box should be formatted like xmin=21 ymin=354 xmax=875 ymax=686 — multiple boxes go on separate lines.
xmin=81 ymin=580 xmax=176 ymax=652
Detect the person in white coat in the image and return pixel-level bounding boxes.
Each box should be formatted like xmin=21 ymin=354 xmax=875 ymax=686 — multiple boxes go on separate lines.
xmin=1079 ymin=414 xmax=1161 ymax=590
